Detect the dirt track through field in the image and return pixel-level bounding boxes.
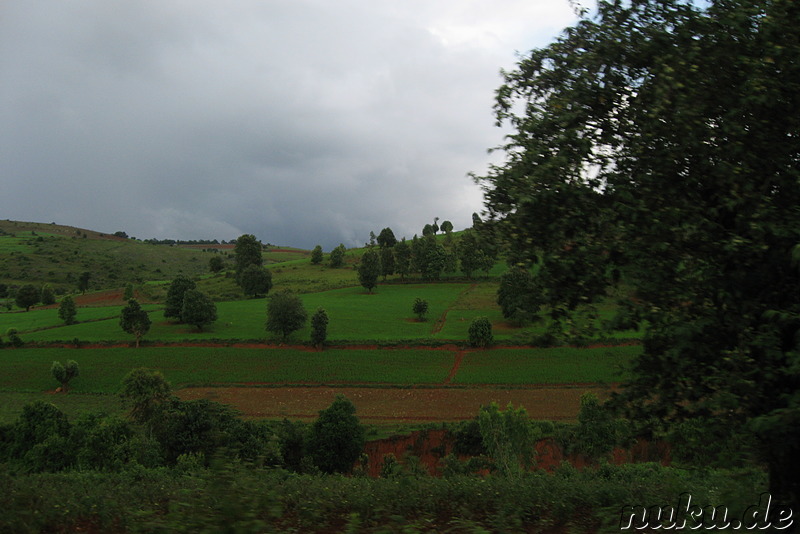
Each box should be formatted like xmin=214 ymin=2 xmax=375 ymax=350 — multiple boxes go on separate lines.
xmin=176 ymin=384 xmax=614 ymax=422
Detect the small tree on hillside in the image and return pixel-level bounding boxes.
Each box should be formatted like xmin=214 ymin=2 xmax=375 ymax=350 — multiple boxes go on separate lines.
xmin=240 ymin=264 xmax=272 ymax=298
xmin=266 ymin=290 xmax=308 ymax=341
xmin=357 ymin=248 xmax=381 ymax=292
xmin=58 ymin=295 xmax=77 ymax=325
xmin=377 ymin=228 xmax=397 ymax=248
xmin=181 ymin=290 xmax=217 ymax=331
xmin=468 ymin=317 xmax=493 ymax=348
xmin=308 ymin=395 xmax=365 ymax=474
xmin=234 ymin=234 xmax=263 ymax=283
xmin=478 ymin=402 xmax=536 ymax=477
xmin=440 ymin=220 xmax=454 ymax=234
xmin=40 ymin=284 xmax=56 ymax=306
xmin=78 ymin=272 xmax=91 ymax=294
xmin=164 ymin=275 xmax=196 ymax=321
xmin=310 ymin=245 xmax=324 ymax=265
xmin=123 ymin=283 xmax=135 ymax=301
xmin=120 ymin=298 xmax=151 ymax=348
xmin=51 ymin=360 xmax=79 ymax=393
xmin=208 ymin=255 xmax=225 ymax=273
xmin=393 ymin=238 xmax=411 ymax=280
xmin=119 ymin=368 xmax=172 ymax=427
xmin=379 ymin=247 xmax=395 ymax=281
xmin=328 ymin=244 xmax=346 ymax=268
xmin=412 ymin=298 xmax=429 ymax=321
xmin=310 ymin=307 xmax=329 ymax=349
xmin=15 ymin=284 xmax=39 ymax=311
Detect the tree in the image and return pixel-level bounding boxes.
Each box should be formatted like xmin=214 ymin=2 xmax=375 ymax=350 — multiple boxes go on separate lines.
xmin=477 ymin=0 xmax=800 ymax=506
xmin=208 ymin=255 xmax=225 ymax=273
xmin=233 ymin=234 xmax=263 ymax=283
xmin=40 ymin=284 xmax=55 ymax=306
xmin=123 ymin=283 xmax=135 ymax=301
xmin=180 ymin=290 xmax=217 ymax=331
xmin=58 ymin=295 xmax=77 ymax=325
xmin=51 ymin=360 xmax=79 ymax=393
xmin=440 ymin=220 xmax=454 ymax=234
xmin=310 ymin=245 xmax=323 ymax=265
xmin=379 ymin=247 xmax=395 ymax=280
xmin=239 ymin=264 xmax=272 ymax=298
xmin=457 ymin=230 xmax=494 ymax=279
xmin=77 ymin=272 xmax=91 ymax=294
xmin=412 ymin=298 xmax=429 ymax=321
xmin=377 ymin=228 xmax=397 ymax=248
xmin=119 ymin=368 xmax=172 ymax=426
xmin=15 ymin=284 xmax=39 ymax=311
xmin=308 ymin=395 xmax=365 ymax=474
xmin=328 ymin=244 xmax=346 ymax=268
xmin=497 ymin=267 xmax=542 ymax=326
xmin=357 ymin=248 xmax=381 ymax=292
xmin=468 ymin=317 xmax=493 ymax=348
xmin=164 ymin=275 xmax=196 ymax=321
xmin=310 ymin=307 xmax=329 ymax=349
xmin=120 ymin=298 xmax=151 ymax=348
xmin=266 ymin=290 xmax=307 ymax=341
xmin=393 ymin=238 xmax=412 ymax=280
xmin=478 ymin=402 xmax=536 ymax=477
xmin=422 ymin=224 xmax=435 ymax=237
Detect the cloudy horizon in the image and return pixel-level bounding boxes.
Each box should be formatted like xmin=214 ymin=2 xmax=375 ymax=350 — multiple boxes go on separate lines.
xmin=1 ymin=1 xmax=578 ymax=249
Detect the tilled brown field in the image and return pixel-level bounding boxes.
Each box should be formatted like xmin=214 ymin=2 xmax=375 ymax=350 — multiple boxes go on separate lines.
xmin=176 ymin=384 xmax=614 ymax=422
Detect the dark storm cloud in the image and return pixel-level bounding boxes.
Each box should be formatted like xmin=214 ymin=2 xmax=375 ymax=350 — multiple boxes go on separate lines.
xmin=1 ymin=0 xmax=576 ymax=249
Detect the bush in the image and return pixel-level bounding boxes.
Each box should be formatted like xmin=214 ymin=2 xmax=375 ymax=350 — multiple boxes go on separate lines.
xmin=51 ymin=360 xmax=79 ymax=392
xmin=412 ymin=298 xmax=429 ymax=321
xmin=310 ymin=308 xmax=329 ymax=349
xmin=468 ymin=317 xmax=493 ymax=348
xmin=308 ymin=395 xmax=365 ymax=474
xmin=58 ymin=295 xmax=77 ymax=325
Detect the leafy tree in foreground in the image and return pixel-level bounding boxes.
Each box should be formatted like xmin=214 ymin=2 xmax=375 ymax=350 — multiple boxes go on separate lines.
xmin=497 ymin=267 xmax=542 ymax=326
xmin=308 ymin=395 xmax=365 ymax=474
xmin=266 ymin=290 xmax=308 ymax=341
xmin=478 ymin=402 xmax=536 ymax=477
xmin=310 ymin=307 xmax=329 ymax=349
xmin=120 ymin=298 xmax=151 ymax=348
xmin=51 ymin=360 xmax=79 ymax=393
xmin=239 ymin=264 xmax=272 ymax=298
xmin=328 ymin=244 xmax=346 ymax=268
xmin=163 ymin=275 xmax=196 ymax=321
xmin=180 ymin=290 xmax=217 ymax=332
xmin=477 ymin=0 xmax=800 ymax=506
xmin=310 ymin=245 xmax=323 ymax=265
xmin=58 ymin=295 xmax=77 ymax=325
xmin=412 ymin=298 xmax=429 ymax=322
xmin=357 ymin=248 xmax=381 ymax=292
xmin=15 ymin=284 xmax=39 ymax=311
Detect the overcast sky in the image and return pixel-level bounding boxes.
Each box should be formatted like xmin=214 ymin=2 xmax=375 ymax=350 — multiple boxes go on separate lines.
xmin=1 ymin=1 xmax=577 ymax=249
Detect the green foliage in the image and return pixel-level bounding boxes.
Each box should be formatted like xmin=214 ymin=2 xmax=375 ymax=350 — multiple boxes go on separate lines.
xmin=478 ymin=402 xmax=537 ymax=477
xmin=393 ymin=238 xmax=411 ymax=279
xmin=440 ymin=220 xmax=453 ymax=234
xmin=119 ymin=298 xmax=151 ymax=347
xmin=412 ymin=297 xmax=429 ymax=321
xmin=310 ymin=244 xmax=323 ymax=265
xmin=328 ymin=243 xmax=346 ymax=268
xmin=266 ymin=290 xmax=307 ymax=341
xmin=357 ymin=247 xmax=381 ymax=292
xmin=497 ymin=267 xmax=542 ymax=325
xmin=457 ymin=230 xmax=494 ymax=279
xmin=478 ymin=0 xmax=800 ymax=505
xmin=308 ymin=395 xmax=365 ymax=474
xmin=468 ymin=316 xmax=493 ymax=348
xmin=58 ymin=295 xmax=77 ymax=325
xmin=379 ymin=246 xmax=395 ymax=280
xmin=51 ymin=360 xmax=79 ymax=392
xmin=40 ymin=284 xmax=55 ymax=306
xmin=4 ymin=328 xmax=23 ymax=348
xmin=233 ymin=234 xmax=263 ymax=282
xmin=15 ymin=284 xmax=39 ymax=311
xmin=208 ymin=255 xmax=225 ymax=273
xmin=119 ymin=368 xmax=172 ymax=426
xmin=163 ymin=275 xmax=196 ymax=321
xmin=123 ymin=283 xmax=135 ymax=301
xmin=77 ymin=271 xmax=91 ymax=294
xmin=180 ymin=290 xmax=217 ymax=331
xmin=377 ymin=227 xmax=397 ymax=248
xmin=310 ymin=307 xmax=329 ymax=349
xmin=239 ymin=264 xmax=272 ymax=298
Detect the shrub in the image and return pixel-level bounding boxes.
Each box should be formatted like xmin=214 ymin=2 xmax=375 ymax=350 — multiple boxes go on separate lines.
xmin=310 ymin=308 xmax=329 ymax=349
xmin=58 ymin=295 xmax=77 ymax=325
xmin=468 ymin=317 xmax=493 ymax=348
xmin=412 ymin=298 xmax=429 ymax=321
xmin=51 ymin=360 xmax=79 ymax=392
xmin=308 ymin=395 xmax=365 ymax=474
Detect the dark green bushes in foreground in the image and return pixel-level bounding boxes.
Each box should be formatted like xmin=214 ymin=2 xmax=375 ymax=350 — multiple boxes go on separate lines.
xmin=0 ymin=462 xmax=766 ymax=533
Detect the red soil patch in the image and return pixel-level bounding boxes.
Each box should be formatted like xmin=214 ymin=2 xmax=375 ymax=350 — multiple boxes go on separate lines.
xmin=175 ymin=385 xmax=614 ymax=422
